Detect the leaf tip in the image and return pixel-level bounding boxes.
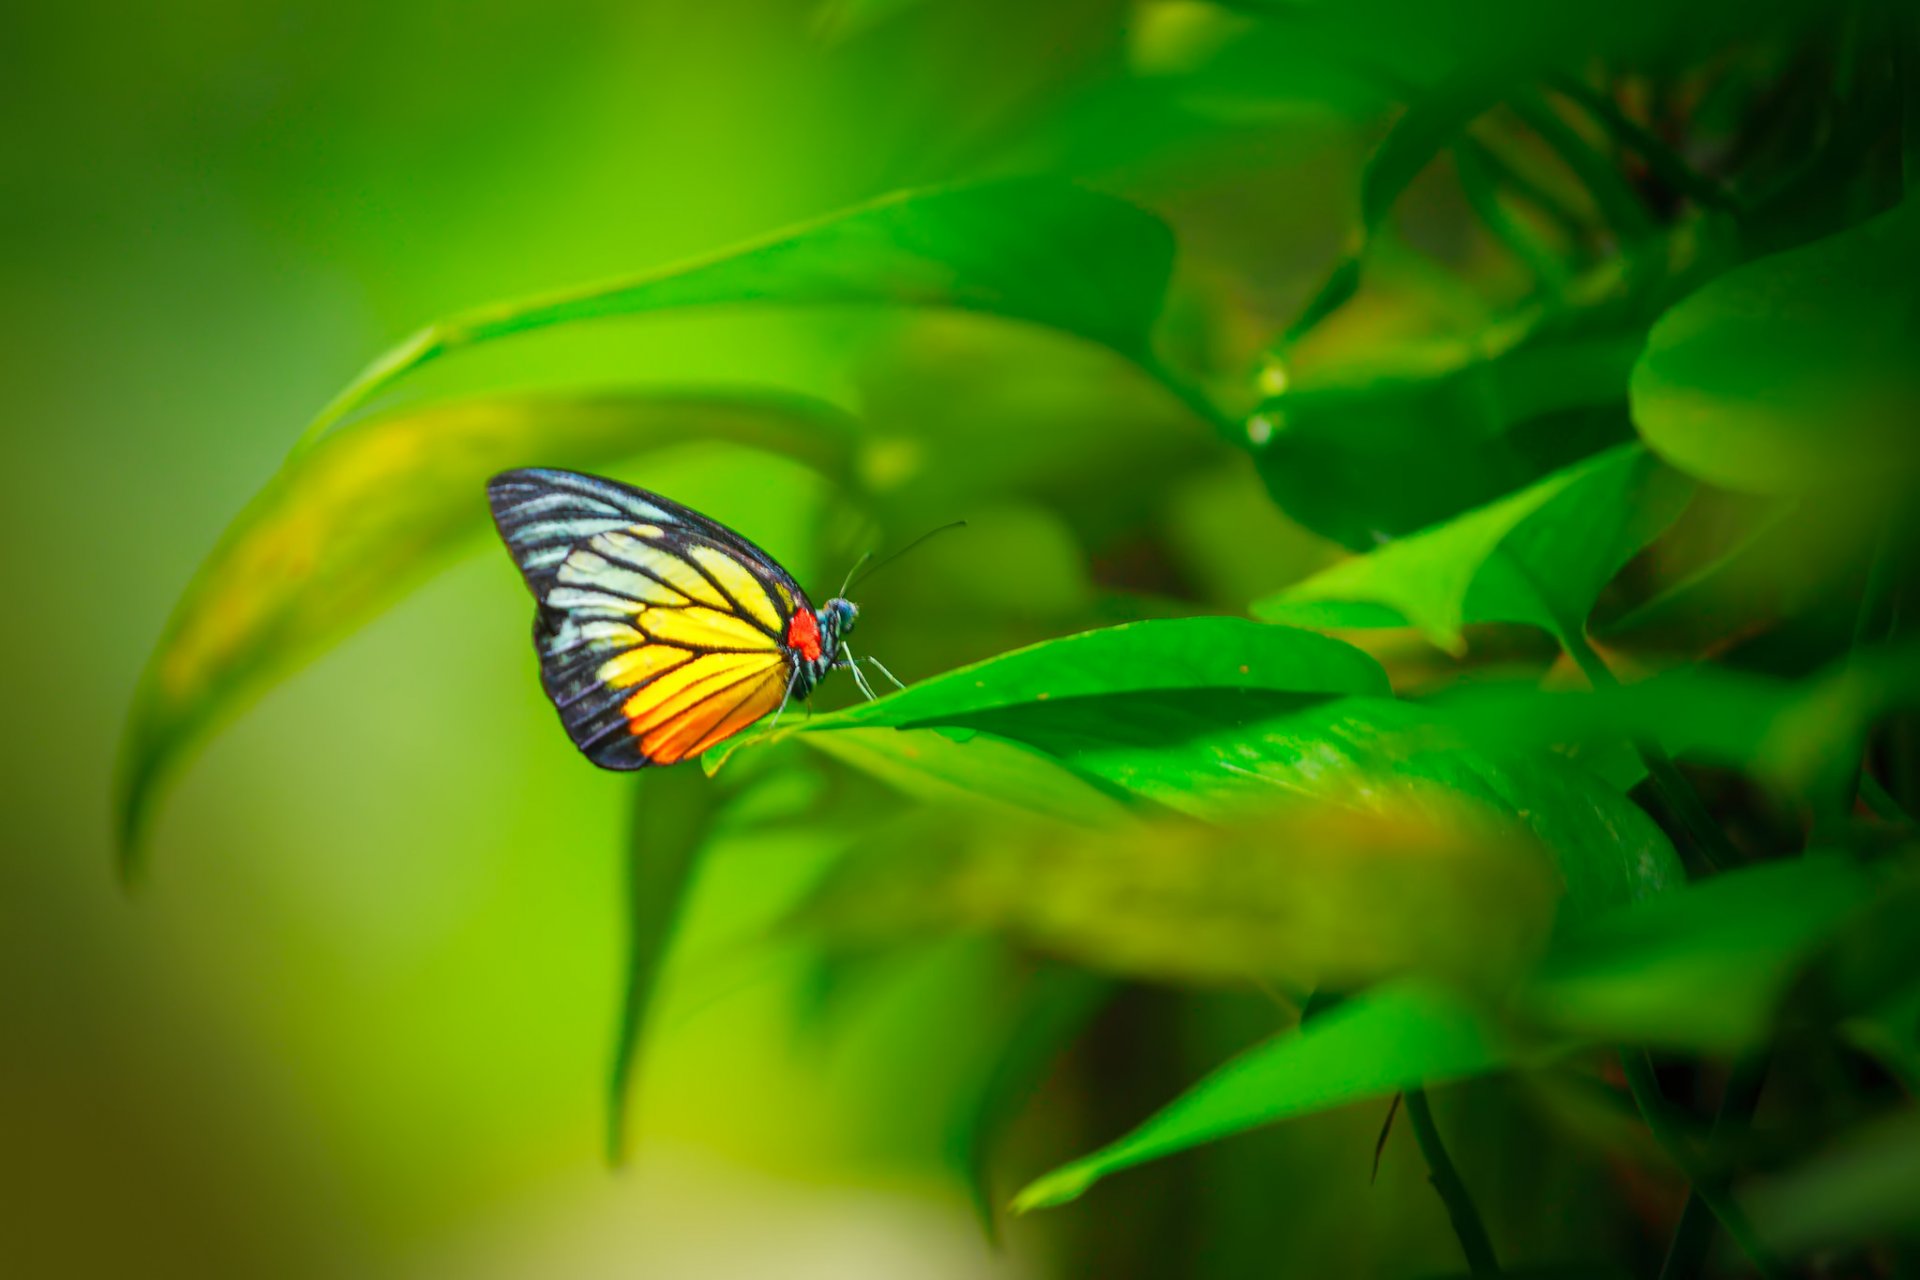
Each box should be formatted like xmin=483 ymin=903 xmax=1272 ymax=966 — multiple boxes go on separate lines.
xmin=1009 ymin=1167 xmax=1093 ymax=1214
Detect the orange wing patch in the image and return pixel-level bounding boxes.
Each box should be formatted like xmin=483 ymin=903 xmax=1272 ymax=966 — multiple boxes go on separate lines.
xmin=623 ymin=652 xmax=788 ymax=764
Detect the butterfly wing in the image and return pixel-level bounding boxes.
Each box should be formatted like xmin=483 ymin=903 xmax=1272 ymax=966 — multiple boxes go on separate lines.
xmin=487 ymin=468 xmax=811 ymax=768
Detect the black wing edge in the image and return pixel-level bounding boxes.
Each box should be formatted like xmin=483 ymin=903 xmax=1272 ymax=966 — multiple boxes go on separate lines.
xmin=485 ymin=467 xmax=689 ymax=598
xmin=484 ymin=467 xmax=810 ymax=615
xmin=532 ymin=607 xmax=652 ymax=771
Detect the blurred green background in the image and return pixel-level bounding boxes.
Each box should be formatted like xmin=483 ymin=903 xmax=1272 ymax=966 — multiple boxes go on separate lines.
xmin=7 ymin=1 xmax=1916 ymax=1276
xmin=0 ymin=3 xmax=1371 ymax=1275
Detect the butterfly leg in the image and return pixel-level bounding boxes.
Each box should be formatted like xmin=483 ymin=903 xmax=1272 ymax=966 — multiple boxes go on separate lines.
xmin=862 ymin=654 xmax=906 ymax=690
xmin=766 ymin=665 xmax=803 ymax=735
xmin=838 ymin=647 xmax=879 ymax=701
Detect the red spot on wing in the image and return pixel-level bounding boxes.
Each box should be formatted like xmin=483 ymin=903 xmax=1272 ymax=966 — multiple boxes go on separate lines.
xmin=785 ymin=609 xmax=823 ymax=662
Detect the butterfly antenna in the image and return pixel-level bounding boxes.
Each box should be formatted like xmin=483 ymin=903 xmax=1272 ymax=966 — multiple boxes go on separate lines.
xmin=845 ymin=520 xmax=968 ymax=594
xmin=835 ymin=550 xmax=873 ymax=600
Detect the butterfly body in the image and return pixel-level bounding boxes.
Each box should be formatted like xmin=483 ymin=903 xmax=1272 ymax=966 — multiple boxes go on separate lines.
xmin=487 ymin=468 xmax=864 ymax=770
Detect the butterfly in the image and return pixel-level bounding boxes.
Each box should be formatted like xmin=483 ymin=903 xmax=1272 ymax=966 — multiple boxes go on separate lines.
xmin=486 ymin=467 xmax=901 ymax=769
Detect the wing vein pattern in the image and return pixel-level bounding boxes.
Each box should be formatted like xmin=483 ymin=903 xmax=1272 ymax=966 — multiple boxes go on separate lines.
xmin=487 ymin=468 xmax=810 ymax=768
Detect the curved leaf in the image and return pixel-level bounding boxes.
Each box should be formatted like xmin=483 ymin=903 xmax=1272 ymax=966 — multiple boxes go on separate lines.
xmin=1630 ymin=200 xmax=1920 ymax=494
xmin=1431 ymin=644 xmax=1920 ymax=806
xmin=806 ymin=617 xmax=1392 ymax=731
xmin=1253 ymin=335 xmax=1646 ymax=549
xmin=608 ymin=765 xmax=726 ymax=1165
xmin=794 ymin=799 xmax=1560 ymax=992
xmin=300 ymin=179 xmax=1176 ymax=449
xmin=1523 ymin=857 xmax=1875 ymax=1053
xmin=1256 ymin=443 xmax=1693 ymax=651
xmin=946 ymin=695 xmax=1683 ymax=925
xmin=801 ymin=728 xmax=1135 ymax=828
xmin=117 ymin=391 xmax=857 ymax=875
xmin=1012 ymin=982 xmax=1507 ymax=1212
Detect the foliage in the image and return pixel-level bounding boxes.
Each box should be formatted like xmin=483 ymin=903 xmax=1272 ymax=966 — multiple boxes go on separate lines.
xmin=112 ymin=1 xmax=1920 ymax=1276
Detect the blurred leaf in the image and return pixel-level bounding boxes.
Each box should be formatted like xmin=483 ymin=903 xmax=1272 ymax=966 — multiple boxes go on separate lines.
xmin=805 ymin=617 xmax=1392 ymax=730
xmin=1432 ymin=644 xmax=1920 ymax=805
xmin=117 ymin=391 xmax=857 ymax=876
xmin=1591 ymin=496 xmax=1801 ymax=645
xmin=300 ymin=178 xmax=1177 ymax=448
xmin=1256 ymin=443 xmax=1692 ymax=651
xmin=1747 ymin=1108 xmax=1920 ymax=1251
xmin=795 ymin=800 xmax=1560 ymax=991
xmin=1631 ymin=200 xmax=1920 ymax=495
xmin=989 ymin=695 xmax=1684 ymax=924
xmin=801 ymin=728 xmax=1136 ymax=827
xmin=1253 ymin=336 xmax=1647 ymax=549
xmin=1280 ymin=77 xmax=1504 ymax=347
xmin=1786 ymin=869 xmax=1920 ymax=1088
xmin=807 ymin=687 xmax=1681 ymax=928
xmin=1012 ymin=982 xmax=1507 ymax=1211
xmin=608 ymin=765 xmax=725 ymax=1165
xmin=1522 ymin=857 xmax=1875 ymax=1053
xmin=945 ymin=963 xmax=1111 ymax=1242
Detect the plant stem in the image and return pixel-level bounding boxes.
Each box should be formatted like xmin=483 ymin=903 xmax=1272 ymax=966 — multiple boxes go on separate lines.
xmin=1620 ymin=1052 xmax=1786 ymax=1279
xmin=1558 ymin=627 xmax=1740 ymax=875
xmin=1509 ymin=90 xmax=1656 ymax=246
xmin=1544 ymin=73 xmax=1742 ymax=216
xmin=1656 ymin=1053 xmax=1770 ymax=1280
xmin=1134 ymin=352 xmax=1246 ymax=446
xmin=1403 ymin=1087 xmax=1502 ymax=1277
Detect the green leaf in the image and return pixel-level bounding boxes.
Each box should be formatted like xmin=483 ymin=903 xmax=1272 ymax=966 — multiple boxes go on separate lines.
xmin=1012 ymin=982 xmax=1508 ymax=1212
xmin=607 ymin=766 xmax=725 ymax=1165
xmin=1280 ymin=77 xmax=1505 ymax=348
xmin=1430 ymin=644 xmax=1920 ymax=807
xmin=960 ymin=695 xmax=1682 ymax=925
xmin=1253 ymin=334 xmax=1647 ymax=548
xmin=794 ymin=797 xmax=1561 ymax=992
xmin=1631 ymin=200 xmax=1920 ymax=494
xmin=115 ymin=391 xmax=856 ymax=877
xmin=1747 ymin=1109 xmax=1920 ymax=1252
xmin=299 ymin=179 xmax=1176 ymax=450
xmin=801 ymin=687 xmax=1681 ymax=931
xmin=1522 ymin=857 xmax=1876 ymax=1053
xmin=1256 ymin=443 xmax=1693 ymax=651
xmin=804 ymin=617 xmax=1392 ymax=731
xmin=801 ymin=728 xmax=1136 ymax=828
xmin=944 ymin=963 xmax=1111 ymax=1242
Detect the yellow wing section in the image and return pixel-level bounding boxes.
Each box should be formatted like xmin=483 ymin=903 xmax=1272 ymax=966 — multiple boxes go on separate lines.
xmin=531 ymin=523 xmax=795 ymax=767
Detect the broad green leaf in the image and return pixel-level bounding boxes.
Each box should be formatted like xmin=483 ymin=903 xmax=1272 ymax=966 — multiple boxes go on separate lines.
xmin=802 ymin=690 xmax=1681 ymax=929
xmin=1522 ymin=857 xmax=1875 ymax=1053
xmin=1256 ymin=443 xmax=1693 ymax=651
xmin=805 ymin=617 xmax=1391 ymax=731
xmin=1431 ymin=644 xmax=1920 ymax=805
xmin=1278 ymin=77 xmax=1506 ymax=348
xmin=1631 ymin=200 xmax=1920 ymax=494
xmin=1012 ymin=982 xmax=1508 ymax=1211
xmin=1252 ymin=334 xmax=1645 ymax=549
xmin=801 ymin=728 xmax=1135 ymax=828
xmin=116 ymin=391 xmax=856 ymax=875
xmin=948 ymin=695 xmax=1683 ymax=925
xmin=944 ymin=963 xmax=1111 ymax=1242
xmin=793 ymin=798 xmax=1559 ymax=991
xmin=607 ymin=765 xmax=726 ymax=1164
xmin=299 ymin=179 xmax=1176 ymax=449
xmin=1591 ymin=496 xmax=1801 ymax=645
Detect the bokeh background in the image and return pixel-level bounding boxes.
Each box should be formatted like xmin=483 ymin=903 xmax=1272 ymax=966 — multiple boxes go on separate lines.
xmin=6 ymin=1 xmax=1900 ymax=1277
xmin=1 ymin=3 xmax=1389 ymax=1275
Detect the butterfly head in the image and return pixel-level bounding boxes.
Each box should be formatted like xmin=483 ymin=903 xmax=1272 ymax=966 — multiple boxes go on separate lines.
xmin=821 ymin=597 xmax=859 ymax=646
